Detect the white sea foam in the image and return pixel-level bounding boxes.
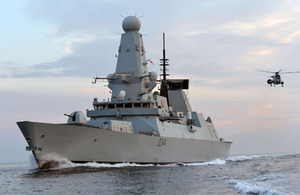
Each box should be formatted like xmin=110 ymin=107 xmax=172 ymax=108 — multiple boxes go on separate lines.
xmin=69 ymin=159 xmax=226 ymax=169
xmin=182 ymin=158 xmax=226 ymax=166
xmin=227 ymin=179 xmax=286 ymax=195
xmin=34 ymin=153 xmax=293 ymax=170
xmin=36 ymin=153 xmax=227 ymax=170
xmin=38 ymin=154 xmax=159 ymax=169
xmin=227 ymin=155 xmax=263 ymax=162
xmin=38 ymin=153 xmax=75 ymax=169
xmin=227 ymin=153 xmax=299 ymax=162
xmin=74 ymin=162 xmax=155 ymax=168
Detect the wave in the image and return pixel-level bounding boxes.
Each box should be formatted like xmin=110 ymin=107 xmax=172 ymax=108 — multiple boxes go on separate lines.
xmin=74 ymin=158 xmax=226 ymax=168
xmin=74 ymin=162 xmax=156 ymax=168
xmin=73 ymin=158 xmax=226 ymax=168
xmin=32 ymin=153 xmax=296 ymax=170
xmin=227 ymin=179 xmax=286 ymax=195
xmin=32 ymin=153 xmax=227 ymax=170
xmin=226 ymin=153 xmax=298 ymax=162
xmin=181 ymin=159 xmax=226 ymax=166
xmin=36 ymin=154 xmax=75 ymax=170
xmin=227 ymin=155 xmax=265 ymax=162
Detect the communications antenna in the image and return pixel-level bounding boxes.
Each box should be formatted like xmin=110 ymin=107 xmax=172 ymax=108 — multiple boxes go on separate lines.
xmin=160 ymin=33 xmax=169 ymax=80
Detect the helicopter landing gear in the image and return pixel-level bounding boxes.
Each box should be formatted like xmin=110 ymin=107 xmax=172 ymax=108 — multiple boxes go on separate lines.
xmin=267 ymin=79 xmax=273 ymax=86
xmin=281 ymin=81 xmax=284 ymax=87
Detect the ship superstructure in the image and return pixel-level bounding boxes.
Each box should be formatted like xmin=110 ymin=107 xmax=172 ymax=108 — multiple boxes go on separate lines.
xmin=17 ymin=16 xmax=231 ymax=168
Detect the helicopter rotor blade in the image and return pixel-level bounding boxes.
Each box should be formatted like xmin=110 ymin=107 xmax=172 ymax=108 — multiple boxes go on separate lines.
xmin=256 ymin=68 xmax=300 ymax=74
xmin=280 ymin=71 xmax=300 ymax=74
xmin=256 ymin=69 xmax=276 ymax=74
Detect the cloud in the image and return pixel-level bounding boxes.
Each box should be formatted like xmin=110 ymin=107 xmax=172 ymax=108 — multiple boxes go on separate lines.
xmin=221 ymin=14 xmax=294 ymax=35
xmin=10 ymin=0 xmax=297 ymax=80
xmin=64 ymin=46 xmax=73 ymax=54
xmin=220 ymin=4 xmax=300 ymax=46
xmin=251 ymin=47 xmax=277 ymax=56
xmin=2 ymin=0 xmax=300 ymax=161
xmin=2 ymin=37 xmax=119 ymax=78
xmin=281 ymin=30 xmax=300 ymax=43
xmin=25 ymin=1 xmax=121 ymax=36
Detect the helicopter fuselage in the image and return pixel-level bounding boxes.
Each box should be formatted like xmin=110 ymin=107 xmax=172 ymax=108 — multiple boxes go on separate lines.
xmin=267 ymin=74 xmax=284 ymax=87
xmin=258 ymin=69 xmax=300 ymax=87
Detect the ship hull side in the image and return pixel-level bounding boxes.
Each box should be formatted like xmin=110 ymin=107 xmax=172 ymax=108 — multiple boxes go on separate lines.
xmin=17 ymin=121 xmax=231 ymax=168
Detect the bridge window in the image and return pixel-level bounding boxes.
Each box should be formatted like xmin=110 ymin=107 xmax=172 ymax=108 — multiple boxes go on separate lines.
xmin=125 ymin=103 xmax=132 ymax=108
xmin=142 ymin=103 xmax=150 ymax=108
xmin=134 ymin=103 xmax=141 ymax=107
xmin=108 ymin=104 xmax=115 ymax=109
xmin=99 ymin=104 xmax=106 ymax=109
xmin=116 ymin=103 xmax=124 ymax=108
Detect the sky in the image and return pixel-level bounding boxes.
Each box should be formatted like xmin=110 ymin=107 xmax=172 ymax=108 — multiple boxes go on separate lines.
xmin=1 ymin=0 xmax=300 ymax=163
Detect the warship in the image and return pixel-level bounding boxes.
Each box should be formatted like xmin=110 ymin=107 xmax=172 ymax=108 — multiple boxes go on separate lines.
xmin=17 ymin=16 xmax=231 ymax=169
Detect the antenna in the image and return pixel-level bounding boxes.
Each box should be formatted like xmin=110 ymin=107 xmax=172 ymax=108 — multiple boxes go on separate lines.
xmin=159 ymin=33 xmax=170 ymax=104
xmin=160 ymin=33 xmax=169 ymax=80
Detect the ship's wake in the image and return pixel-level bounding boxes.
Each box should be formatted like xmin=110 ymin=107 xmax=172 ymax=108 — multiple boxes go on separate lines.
xmin=31 ymin=153 xmax=228 ymax=171
xmin=31 ymin=153 xmax=293 ymax=171
xmin=227 ymin=153 xmax=296 ymax=162
xmin=35 ymin=154 xmax=75 ymax=170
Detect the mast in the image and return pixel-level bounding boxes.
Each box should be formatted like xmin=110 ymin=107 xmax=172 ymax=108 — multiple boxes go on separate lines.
xmin=159 ymin=33 xmax=190 ymax=110
xmin=160 ymin=33 xmax=169 ymax=80
xmin=160 ymin=33 xmax=171 ymax=106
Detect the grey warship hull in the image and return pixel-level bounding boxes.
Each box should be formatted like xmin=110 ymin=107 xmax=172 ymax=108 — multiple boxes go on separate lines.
xmin=17 ymin=16 xmax=232 ymax=169
xmin=18 ymin=121 xmax=231 ymax=167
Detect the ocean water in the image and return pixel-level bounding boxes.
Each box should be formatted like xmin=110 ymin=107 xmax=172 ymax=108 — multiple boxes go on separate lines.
xmin=1 ymin=154 xmax=300 ymax=195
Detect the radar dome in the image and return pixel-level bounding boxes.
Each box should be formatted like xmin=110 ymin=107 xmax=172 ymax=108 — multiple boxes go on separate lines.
xmin=122 ymin=16 xmax=141 ymax=32
xmin=149 ymin=71 xmax=158 ymax=81
xmin=118 ymin=90 xmax=126 ymax=101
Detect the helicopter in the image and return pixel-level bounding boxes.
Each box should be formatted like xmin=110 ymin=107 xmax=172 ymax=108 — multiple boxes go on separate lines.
xmin=257 ymin=69 xmax=300 ymax=87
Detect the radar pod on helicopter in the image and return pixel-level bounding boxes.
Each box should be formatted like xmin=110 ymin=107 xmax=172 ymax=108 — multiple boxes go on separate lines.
xmin=256 ymin=69 xmax=300 ymax=87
